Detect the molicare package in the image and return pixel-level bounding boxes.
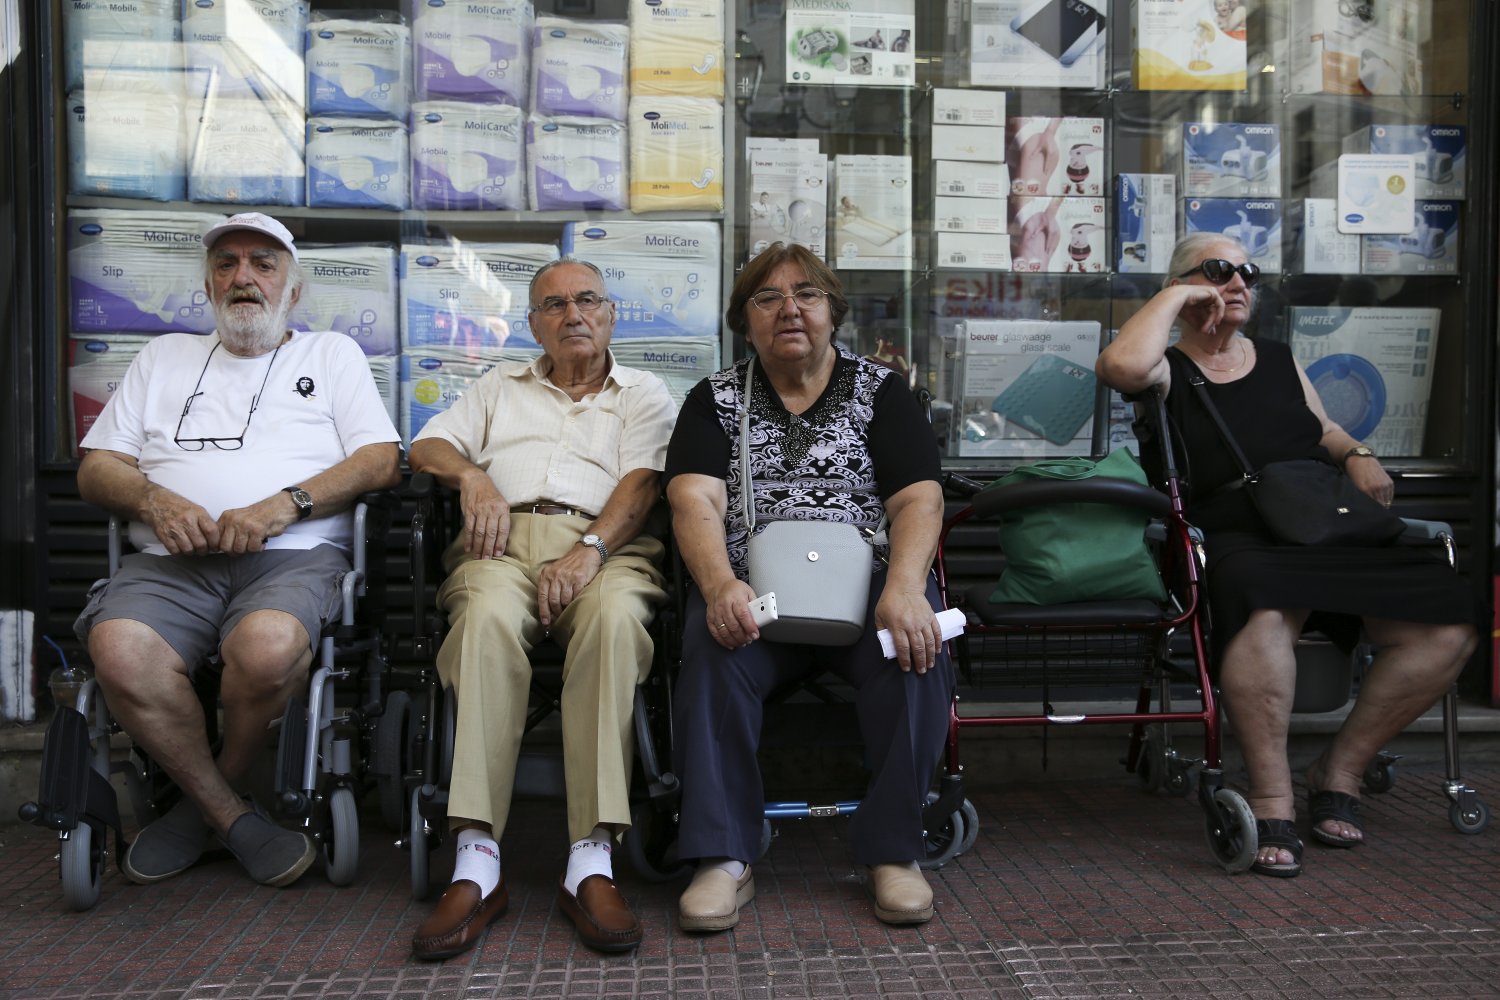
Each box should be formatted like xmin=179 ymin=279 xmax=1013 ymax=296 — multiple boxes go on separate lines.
xmin=410 ymin=0 xmax=532 ymax=105
xmin=1183 ymin=198 xmax=1282 ymax=273
xmin=1115 ymin=174 xmax=1175 ymax=273
xmin=833 ymin=154 xmax=912 ymax=271
xmin=68 ymin=209 xmax=227 ymax=334
xmin=562 ymin=221 xmax=722 ymax=339
xmin=1342 ymin=125 xmax=1466 ymax=200
xmin=306 ymin=16 xmax=410 ymax=119
xmin=1181 ymin=122 xmax=1280 ymax=198
xmin=1361 ymin=201 xmax=1460 ymax=275
xmin=531 ymin=17 xmax=629 ymax=120
xmin=967 ymin=0 xmax=1107 ymax=90
xmin=1131 ymin=0 xmax=1247 ymax=91
xmin=67 ymin=81 xmax=189 ymax=202
xmin=410 ymin=101 xmax=526 ymax=211
xmin=289 ymin=244 xmax=400 ymax=355
xmin=1289 ymin=0 xmax=1421 ymax=96
xmin=628 ymin=0 xmax=724 ymax=99
xmin=187 ymin=95 xmax=305 ymax=207
xmin=1006 ymin=117 xmax=1105 ymax=196
xmin=526 ymin=115 xmax=628 ymax=211
xmin=399 ymin=240 xmax=558 ymax=353
xmin=1008 ymin=197 xmax=1107 ymax=273
xmin=182 ymin=0 xmax=308 ymax=106
xmin=63 ymin=0 xmax=180 ymax=93
xmin=628 ymin=97 xmax=724 ymax=213
xmin=68 ymin=334 xmax=153 ymax=455
xmin=1289 ymin=306 xmax=1441 ymax=456
xmin=306 ymin=118 xmax=409 ymax=210
xmin=608 ymin=336 xmax=719 ymax=405
xmin=399 ymin=352 xmax=495 ymax=444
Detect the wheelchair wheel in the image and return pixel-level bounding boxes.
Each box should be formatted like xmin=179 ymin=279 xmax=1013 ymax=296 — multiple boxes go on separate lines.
xmin=918 ymin=792 xmax=967 ymax=871
xmin=323 ymin=787 xmax=359 ymax=887
xmin=1136 ymin=727 xmax=1166 ymax=793
xmin=625 ymin=799 xmax=691 ymax=883
xmin=1362 ymin=755 xmax=1397 ymax=794
xmin=60 ymin=824 xmax=105 ymax=912
xmin=438 ymin=686 xmax=457 ymax=788
xmin=958 ymin=798 xmax=980 ymax=855
xmin=1450 ymin=798 xmax=1490 ymax=835
xmin=409 ymin=787 xmax=431 ymax=900
xmin=1204 ymin=787 xmax=1257 ymax=874
xmin=375 ymin=691 xmax=413 ymax=833
xmin=758 ymin=818 xmax=773 ymax=862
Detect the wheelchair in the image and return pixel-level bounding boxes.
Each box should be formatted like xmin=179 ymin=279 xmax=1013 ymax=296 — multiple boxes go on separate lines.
xmin=373 ymin=473 xmax=685 ymax=899
xmin=19 ymin=494 xmax=396 ymax=910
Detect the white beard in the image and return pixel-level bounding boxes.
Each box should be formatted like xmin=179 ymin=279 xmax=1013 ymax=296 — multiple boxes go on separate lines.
xmin=215 ymin=287 xmax=293 ymax=356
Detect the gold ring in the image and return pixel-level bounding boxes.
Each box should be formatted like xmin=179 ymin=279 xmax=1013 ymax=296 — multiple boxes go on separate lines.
xmin=717 ymin=623 xmax=728 ymax=630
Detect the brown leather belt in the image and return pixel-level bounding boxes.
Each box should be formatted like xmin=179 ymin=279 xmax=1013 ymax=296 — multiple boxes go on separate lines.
xmin=515 ymin=502 xmax=596 ymax=519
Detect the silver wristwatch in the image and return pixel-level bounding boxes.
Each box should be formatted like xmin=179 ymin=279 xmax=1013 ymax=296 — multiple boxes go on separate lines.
xmin=282 ymin=486 xmax=314 ymax=521
xmin=1343 ymin=445 xmax=1377 ymax=464
xmin=579 ymin=532 xmax=608 ymax=560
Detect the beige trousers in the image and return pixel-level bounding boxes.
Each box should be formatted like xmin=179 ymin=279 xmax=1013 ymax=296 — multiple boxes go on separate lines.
xmin=436 ymin=512 xmax=666 ymax=842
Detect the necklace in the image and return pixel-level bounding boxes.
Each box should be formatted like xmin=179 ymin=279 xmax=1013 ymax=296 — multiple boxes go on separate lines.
xmin=1191 ymin=338 xmax=1246 ymax=374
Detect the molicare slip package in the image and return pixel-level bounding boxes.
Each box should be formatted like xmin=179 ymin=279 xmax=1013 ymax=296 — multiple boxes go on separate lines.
xmin=1008 ymin=197 xmax=1107 ymax=273
xmin=833 ymin=154 xmax=912 ymax=271
xmin=410 ymin=101 xmax=526 ymax=211
xmin=410 ymin=0 xmax=532 ymax=105
xmin=608 ymin=336 xmax=719 ymax=405
xmin=526 ymin=115 xmax=628 ymax=211
xmin=1361 ymin=201 xmax=1460 ymax=275
xmin=306 ymin=118 xmax=409 ymax=211
xmin=1115 ymin=174 xmax=1175 ymax=273
xmin=628 ymin=96 xmax=725 ymax=212
xmin=63 ymin=0 xmax=180 ymax=93
xmin=1342 ymin=125 xmax=1466 ymax=200
xmin=288 ymin=244 xmax=400 ymax=356
xmin=1006 ymin=117 xmax=1105 ymax=196
xmin=182 ymin=0 xmax=307 ymax=106
xmin=69 ymin=209 xmax=227 ymax=334
xmin=628 ymin=0 xmax=724 ymax=99
xmin=67 ymin=79 xmax=189 ymax=202
xmin=562 ymin=221 xmax=722 ymax=339
xmin=187 ymin=95 xmax=305 ymax=207
xmin=1289 ymin=0 xmax=1422 ymax=96
xmin=966 ymin=0 xmax=1107 ymax=89
xmin=399 ymin=240 xmax=559 ymax=354
xmin=531 ymin=17 xmax=629 ymax=120
xmin=68 ymin=334 xmax=152 ymax=455
xmin=306 ymin=16 xmax=411 ymax=119
xmin=1181 ymin=122 xmax=1280 ymax=198
xmin=1183 ymin=198 xmax=1282 ymax=273
xmin=399 ymin=352 xmax=496 ymax=445
xmin=1131 ymin=0 xmax=1247 ymax=91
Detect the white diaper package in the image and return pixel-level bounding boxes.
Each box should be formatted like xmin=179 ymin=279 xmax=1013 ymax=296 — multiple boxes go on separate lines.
xmin=289 ymin=244 xmax=400 ymax=355
xmin=628 ymin=0 xmax=724 ymax=99
xmin=628 ymin=97 xmax=724 ymax=213
xmin=562 ymin=221 xmax=722 ymax=339
xmin=411 ymin=0 xmax=532 ymax=106
xmin=306 ymin=118 xmax=408 ymax=211
xmin=608 ymin=337 xmax=719 ymax=406
xmin=1184 ymin=198 xmax=1283 ymax=273
xmin=188 ymin=95 xmax=305 ymax=206
xmin=1115 ymin=174 xmax=1176 ymax=273
xmin=306 ymin=17 xmax=410 ymax=119
xmin=833 ymin=154 xmax=912 ymax=271
xmin=69 ymin=209 xmax=227 ymax=334
xmin=63 ymin=0 xmax=180 ymax=93
xmin=531 ymin=17 xmax=629 ymax=120
xmin=399 ymin=352 xmax=496 ymax=445
xmin=527 ymin=115 xmax=628 ymax=211
xmin=182 ymin=0 xmax=308 ymax=106
xmin=410 ymin=101 xmax=527 ymax=211
xmin=1009 ymin=197 xmax=1107 ymax=273
xmin=68 ymin=334 xmax=153 ymax=455
xmin=1343 ymin=125 xmax=1466 ymax=200
xmin=1181 ymin=122 xmax=1280 ymax=198
xmin=400 ymin=240 xmax=559 ymax=353
xmin=1362 ymin=201 xmax=1460 ymax=275
xmin=67 ymin=82 xmax=188 ymax=202
xmin=1007 ymin=117 xmax=1106 ymax=196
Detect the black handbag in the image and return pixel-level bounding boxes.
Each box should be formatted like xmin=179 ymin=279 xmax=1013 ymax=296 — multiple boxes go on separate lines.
xmin=1183 ymin=371 xmax=1404 ymax=547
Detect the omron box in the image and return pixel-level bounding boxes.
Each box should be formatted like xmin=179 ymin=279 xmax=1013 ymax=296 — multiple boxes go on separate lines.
xmin=1009 ymin=197 xmax=1107 ymax=273
xmin=1116 ymin=174 xmax=1175 ymax=273
xmin=933 ymin=124 xmax=1007 ymax=163
xmin=935 ymin=160 xmax=1010 ymax=199
xmin=1183 ymin=198 xmax=1283 ymax=274
xmin=1007 ymin=117 xmax=1105 ymax=196
xmin=1342 ymin=125 xmax=1466 ymax=200
xmin=935 ymin=232 xmax=1013 ymax=270
xmin=1182 ymin=123 xmax=1280 ymax=198
xmin=932 ymin=87 xmax=1006 ymax=128
xmin=1293 ymin=199 xmax=1360 ymax=274
xmin=1361 ymin=200 xmax=1460 ymax=275
xmin=1131 ymin=0 xmax=1246 ymax=91
xmin=1289 ymin=0 xmax=1421 ymax=95
xmin=933 ymin=196 xmax=1006 ymax=234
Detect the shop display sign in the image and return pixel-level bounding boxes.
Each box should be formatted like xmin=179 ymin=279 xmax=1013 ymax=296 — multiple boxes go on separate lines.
xmin=784 ymin=0 xmax=916 ymax=87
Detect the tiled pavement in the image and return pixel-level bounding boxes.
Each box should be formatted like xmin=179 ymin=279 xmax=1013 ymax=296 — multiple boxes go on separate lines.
xmin=3 ymin=744 xmax=1500 ymax=1000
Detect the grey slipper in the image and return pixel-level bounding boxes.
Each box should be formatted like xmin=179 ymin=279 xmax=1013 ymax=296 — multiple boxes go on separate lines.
xmin=222 ymin=803 xmax=316 ymax=888
xmin=122 ymin=797 xmax=211 ymax=885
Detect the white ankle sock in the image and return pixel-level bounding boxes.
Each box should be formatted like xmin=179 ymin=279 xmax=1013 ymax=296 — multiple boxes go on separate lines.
xmin=451 ymin=828 xmax=501 ymax=897
xmin=564 ymin=825 xmax=615 ymax=896
xmin=705 ymin=857 xmax=746 ymax=879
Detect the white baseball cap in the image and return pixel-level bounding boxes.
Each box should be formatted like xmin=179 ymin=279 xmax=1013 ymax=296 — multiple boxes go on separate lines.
xmin=202 ymin=212 xmax=299 ymax=262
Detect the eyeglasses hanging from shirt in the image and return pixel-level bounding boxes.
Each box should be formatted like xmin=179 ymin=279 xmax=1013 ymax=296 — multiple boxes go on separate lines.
xmin=173 ymin=342 xmax=283 ymax=452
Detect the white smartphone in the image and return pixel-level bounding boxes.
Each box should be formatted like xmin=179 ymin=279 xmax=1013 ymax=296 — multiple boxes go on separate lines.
xmin=747 ymin=592 xmax=778 ymax=628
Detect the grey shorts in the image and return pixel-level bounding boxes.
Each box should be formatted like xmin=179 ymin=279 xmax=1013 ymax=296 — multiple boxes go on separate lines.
xmin=74 ymin=545 xmax=351 ymax=669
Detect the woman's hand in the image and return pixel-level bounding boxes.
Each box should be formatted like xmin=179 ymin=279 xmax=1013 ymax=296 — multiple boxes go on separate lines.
xmin=874 ymin=587 xmax=942 ymax=675
xmin=704 ymin=577 xmax=761 ymax=650
xmin=1345 ymin=456 xmax=1395 ymax=507
xmin=1171 ymin=282 xmax=1227 ymax=336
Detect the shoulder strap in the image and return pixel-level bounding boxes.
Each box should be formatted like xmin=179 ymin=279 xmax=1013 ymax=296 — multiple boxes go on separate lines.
xmin=1175 ymin=349 xmax=1255 ymax=481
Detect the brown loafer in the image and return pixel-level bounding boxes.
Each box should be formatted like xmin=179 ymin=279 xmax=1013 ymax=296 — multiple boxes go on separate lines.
xmin=557 ymin=874 xmax=642 ymax=953
xmin=411 ymin=878 xmax=509 ymax=961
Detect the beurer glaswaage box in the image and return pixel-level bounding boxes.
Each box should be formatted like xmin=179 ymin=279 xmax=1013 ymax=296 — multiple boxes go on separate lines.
xmin=1182 ymin=122 xmax=1280 ymax=198
xmin=1342 ymin=125 xmax=1466 ymax=200
xmin=1183 ymin=198 xmax=1282 ymax=273
xmin=1361 ymin=200 xmax=1460 ymax=275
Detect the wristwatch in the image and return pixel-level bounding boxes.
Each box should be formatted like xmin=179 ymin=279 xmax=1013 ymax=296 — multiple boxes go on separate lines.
xmin=1343 ymin=445 xmax=1377 ymax=465
xmin=282 ymin=486 xmax=314 ymax=521
xmin=579 ymin=533 xmax=609 ymax=560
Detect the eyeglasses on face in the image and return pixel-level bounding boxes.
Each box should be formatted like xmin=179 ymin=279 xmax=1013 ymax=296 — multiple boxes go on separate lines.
xmin=531 ymin=291 xmax=608 ymax=317
xmin=1177 ymin=258 xmax=1260 ymax=287
xmin=749 ymin=287 xmax=831 ymax=312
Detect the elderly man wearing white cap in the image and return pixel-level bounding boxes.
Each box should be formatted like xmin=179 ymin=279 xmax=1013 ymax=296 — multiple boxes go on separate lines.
xmin=74 ymin=213 xmax=402 ymax=888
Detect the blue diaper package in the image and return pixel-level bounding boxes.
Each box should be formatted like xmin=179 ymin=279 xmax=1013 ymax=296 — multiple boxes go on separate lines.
xmin=69 ymin=209 xmax=226 ymax=334
xmin=306 ymin=118 xmax=409 ymax=210
xmin=306 ymin=17 xmax=411 ymax=119
xmin=400 ymin=240 xmax=559 ymax=353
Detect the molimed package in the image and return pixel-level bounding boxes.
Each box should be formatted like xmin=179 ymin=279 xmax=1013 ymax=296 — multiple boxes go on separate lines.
xmin=306 ymin=16 xmax=410 ymax=119
xmin=67 ymin=81 xmax=189 ymax=202
xmin=69 ymin=209 xmax=227 ymax=334
xmin=1183 ymin=198 xmax=1282 ymax=273
xmin=411 ymin=0 xmax=532 ymax=105
xmin=1181 ymin=122 xmax=1280 ymax=198
xmin=63 ymin=0 xmax=179 ymax=93
xmin=399 ymin=240 xmax=558 ymax=353
xmin=410 ymin=101 xmax=526 ymax=211
xmin=562 ymin=221 xmax=721 ymax=339
xmin=531 ymin=16 xmax=629 ymax=120
xmin=1342 ymin=125 xmax=1465 ymax=200
xmin=187 ymin=95 xmax=305 ymax=207
xmin=182 ymin=0 xmax=307 ymax=106
xmin=289 ymin=244 xmax=400 ymax=356
xmin=306 ymin=118 xmax=408 ymax=210
xmin=1115 ymin=173 xmax=1175 ymax=273
xmin=628 ymin=96 xmax=724 ymax=212
xmin=527 ymin=115 xmax=627 ymax=211
xmin=1361 ymin=200 xmax=1459 ymax=275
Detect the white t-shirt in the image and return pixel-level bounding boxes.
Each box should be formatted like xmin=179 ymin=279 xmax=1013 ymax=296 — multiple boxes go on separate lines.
xmin=81 ymin=330 xmax=401 ymax=555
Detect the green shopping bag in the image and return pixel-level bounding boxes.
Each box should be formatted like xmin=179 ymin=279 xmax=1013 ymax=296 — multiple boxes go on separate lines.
xmin=986 ymin=449 xmax=1168 ymax=605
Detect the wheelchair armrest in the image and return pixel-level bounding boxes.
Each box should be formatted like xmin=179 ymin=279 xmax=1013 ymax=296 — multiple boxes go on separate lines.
xmin=943 ymin=472 xmax=984 ymax=499
xmin=970 ymin=477 xmax=1172 ymax=519
xmin=1144 ymin=520 xmax=1205 ymax=545
xmin=1397 ymin=517 xmax=1453 ymax=542
xmin=406 ymin=471 xmax=437 ymax=500
xmin=108 ymin=516 xmax=124 ymax=577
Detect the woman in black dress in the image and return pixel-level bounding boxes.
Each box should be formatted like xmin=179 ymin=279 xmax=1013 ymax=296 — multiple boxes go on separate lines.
xmin=1096 ymin=234 xmax=1476 ymax=877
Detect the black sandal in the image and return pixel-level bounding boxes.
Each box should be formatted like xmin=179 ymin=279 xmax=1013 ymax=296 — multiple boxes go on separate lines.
xmin=1249 ymin=818 xmax=1303 ymax=878
xmin=1308 ymin=789 xmax=1364 ymax=848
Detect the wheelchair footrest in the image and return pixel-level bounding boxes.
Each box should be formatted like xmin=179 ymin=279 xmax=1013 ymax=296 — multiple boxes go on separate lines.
xmin=274 ymin=695 xmax=310 ymax=818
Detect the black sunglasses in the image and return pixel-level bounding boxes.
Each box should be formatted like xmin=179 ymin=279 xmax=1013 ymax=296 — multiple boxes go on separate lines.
xmin=1177 ymin=258 xmax=1260 ymax=287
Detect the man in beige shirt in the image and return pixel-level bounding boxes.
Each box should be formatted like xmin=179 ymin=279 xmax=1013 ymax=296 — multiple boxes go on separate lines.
xmin=406 ymin=258 xmax=675 ymax=960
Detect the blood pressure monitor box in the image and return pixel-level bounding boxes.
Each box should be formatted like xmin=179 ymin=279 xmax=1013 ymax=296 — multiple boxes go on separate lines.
xmin=69 ymin=209 xmax=226 ymax=334
xmin=1115 ymin=174 xmax=1175 ymax=273
xmin=289 ymin=244 xmax=400 ymax=356
xmin=1181 ymin=123 xmax=1280 ymax=198
xmin=1183 ymin=198 xmax=1282 ymax=274
xmin=1009 ymin=197 xmax=1106 ymax=273
xmin=1360 ymin=200 xmax=1460 ymax=275
xmin=1342 ymin=125 xmax=1466 ymax=200
xmin=1289 ymin=0 xmax=1422 ymax=96
xmin=562 ymin=221 xmax=723 ymax=339
xmin=967 ymin=0 xmax=1107 ymax=90
xmin=1131 ymin=0 xmax=1247 ymax=91
xmin=1007 ymin=117 xmax=1105 ymax=196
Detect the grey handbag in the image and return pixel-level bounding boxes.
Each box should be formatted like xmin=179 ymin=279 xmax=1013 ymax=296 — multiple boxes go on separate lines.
xmin=739 ymin=356 xmax=880 ymax=646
